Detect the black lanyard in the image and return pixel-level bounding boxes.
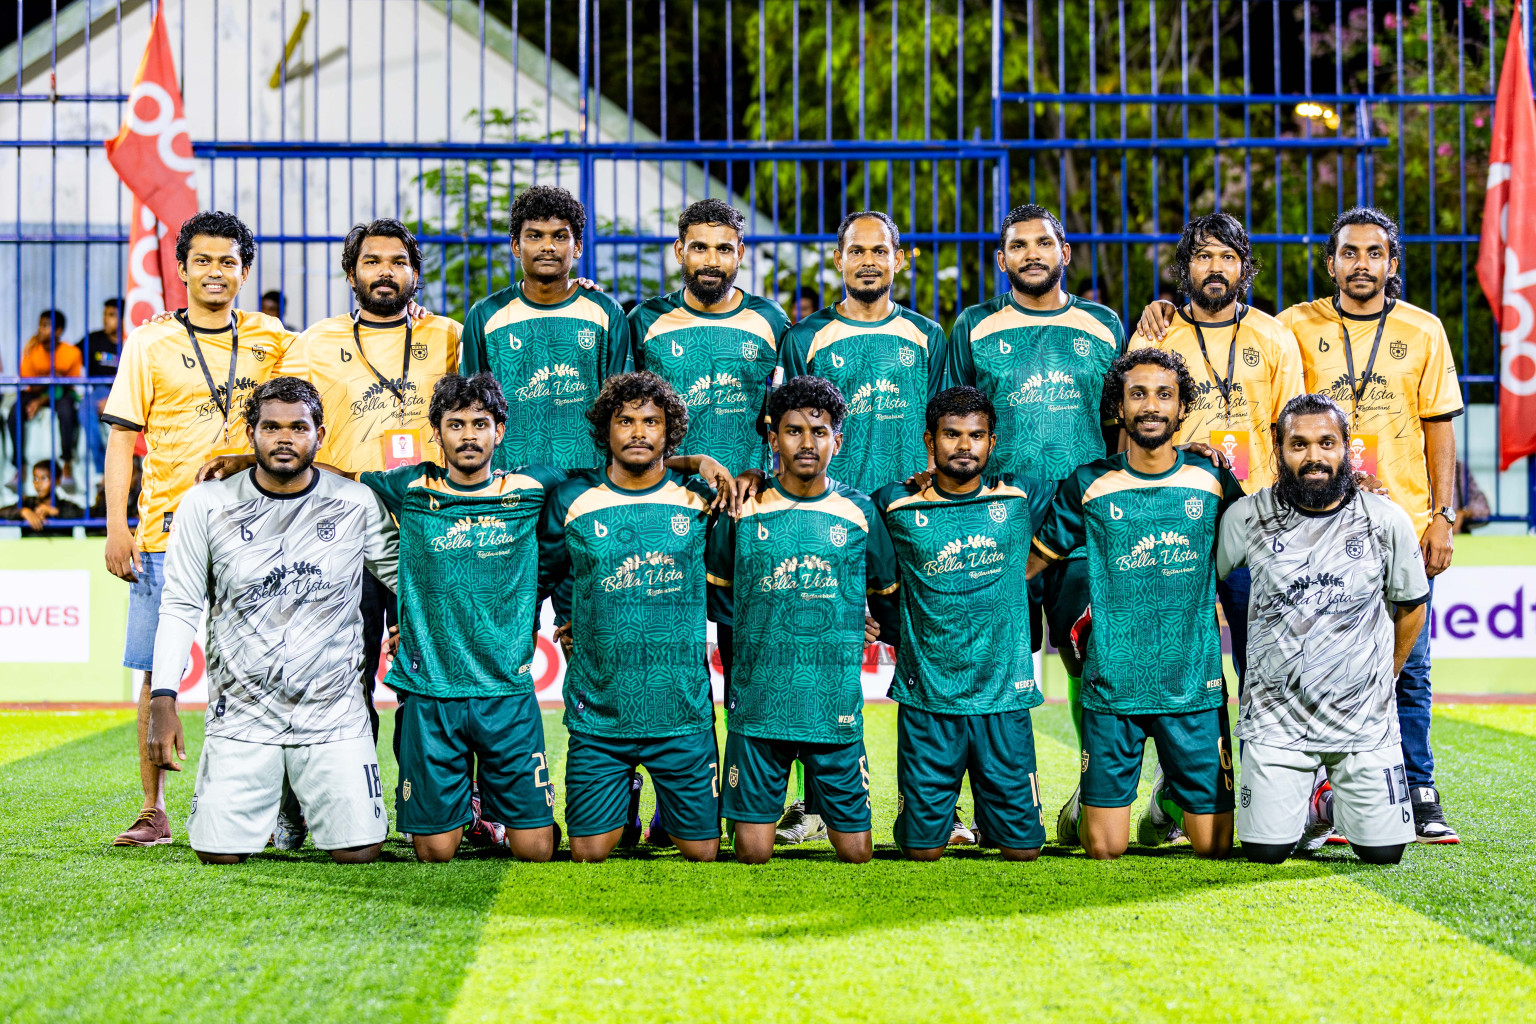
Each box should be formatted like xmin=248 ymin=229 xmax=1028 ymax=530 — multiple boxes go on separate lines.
xmin=1335 ymin=297 xmax=1393 ymax=430
xmin=1188 ymin=304 xmax=1246 ymax=422
xmin=352 ymin=313 xmax=413 ymax=422
xmin=177 ymin=310 xmax=240 ymax=437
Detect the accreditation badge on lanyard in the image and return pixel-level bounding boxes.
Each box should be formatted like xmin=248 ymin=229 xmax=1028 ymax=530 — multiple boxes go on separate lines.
xmin=1191 ymin=306 xmax=1249 ymax=480
xmin=353 ymin=314 xmax=421 ymax=467
xmin=1337 ymin=298 xmax=1391 ymax=478
xmin=178 ymin=312 xmax=247 ymax=461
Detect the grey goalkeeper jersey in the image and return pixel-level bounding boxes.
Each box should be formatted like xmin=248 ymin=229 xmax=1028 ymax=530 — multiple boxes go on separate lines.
xmin=1217 ymin=488 xmax=1429 ymax=753
xmin=151 ymin=468 xmax=398 ymax=745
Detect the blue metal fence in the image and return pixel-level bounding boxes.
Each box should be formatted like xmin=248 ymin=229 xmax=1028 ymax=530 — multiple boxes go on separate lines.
xmin=2 ymin=0 xmax=1531 ymax=530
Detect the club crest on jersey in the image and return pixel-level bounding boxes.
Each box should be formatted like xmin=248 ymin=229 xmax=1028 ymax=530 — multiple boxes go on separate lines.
xmin=594 ymin=520 xmax=608 ymax=538
xmin=728 ymin=765 xmax=740 ymax=788
xmin=1389 ymin=339 xmax=1408 ymax=360
xmin=402 ymin=780 xmax=412 ymax=802
xmin=988 ymin=501 xmax=1007 ymax=523
xmin=1073 ymin=335 xmax=1091 ymax=358
xmin=741 ymin=341 xmax=759 ymax=361
xmin=830 ymin=524 xmax=848 ymax=547
xmin=1345 ymin=535 xmax=1365 ymax=559
xmin=1240 ymin=785 xmax=1251 ymax=808
xmin=1185 ymin=496 xmax=1204 ymax=520
xmin=500 ymin=492 xmax=521 ymax=509
xmin=577 ymin=327 xmax=597 ymax=350
xmin=898 ymin=346 xmax=915 ymax=367
xmin=1243 ymin=346 xmax=1260 ymax=368
xmin=671 ymin=513 xmax=691 ymax=536
xmin=411 ymin=342 xmax=428 ymax=361
xmin=316 ymin=519 xmax=336 ymax=542
xmin=250 ymin=344 xmax=266 ymax=363
xmin=1080 ymin=750 xmax=1090 ymax=773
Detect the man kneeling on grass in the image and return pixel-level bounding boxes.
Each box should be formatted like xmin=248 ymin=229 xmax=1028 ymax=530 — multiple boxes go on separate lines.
xmin=145 ymin=378 xmax=397 ymax=864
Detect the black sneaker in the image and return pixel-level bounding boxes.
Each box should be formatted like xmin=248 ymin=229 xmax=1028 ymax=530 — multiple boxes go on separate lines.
xmin=1411 ymin=786 xmax=1461 ymax=844
xmin=619 ymin=770 xmax=644 ymax=849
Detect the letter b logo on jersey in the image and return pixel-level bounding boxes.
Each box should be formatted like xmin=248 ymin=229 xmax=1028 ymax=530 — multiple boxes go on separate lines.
xmin=672 ymin=337 xmax=685 ymax=358
xmin=913 ymin=509 xmax=928 ymax=527
xmin=999 ymin=338 xmax=1012 ymax=355
xmin=757 ymin=521 xmax=769 ymax=540
xmin=594 ymin=520 xmax=608 ymax=538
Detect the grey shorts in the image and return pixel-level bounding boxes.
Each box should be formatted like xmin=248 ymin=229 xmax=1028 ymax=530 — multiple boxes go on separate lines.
xmin=187 ymin=734 xmax=388 ymax=855
xmin=1237 ymin=740 xmax=1415 ymax=848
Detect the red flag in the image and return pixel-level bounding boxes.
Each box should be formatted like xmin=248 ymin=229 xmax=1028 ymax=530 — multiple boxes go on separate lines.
xmin=104 ymin=4 xmax=197 ymax=321
xmin=123 ymin=196 xmax=170 ymax=328
xmin=1478 ymin=0 xmax=1536 ymax=470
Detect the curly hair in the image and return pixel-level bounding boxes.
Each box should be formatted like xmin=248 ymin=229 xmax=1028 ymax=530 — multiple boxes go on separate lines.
xmin=678 ymin=198 xmax=745 ymax=240
xmin=586 ymin=371 xmax=689 ymax=459
xmin=176 ymin=211 xmax=256 ymax=270
xmin=341 ymin=218 xmax=423 ymax=277
xmin=429 ymin=372 xmax=508 ymax=430
xmin=926 ymin=385 xmax=997 ymax=435
xmin=509 ymin=184 xmax=586 ymax=242
xmin=835 ymin=210 xmax=901 ymax=250
xmin=244 ymin=375 xmax=324 ymax=433
xmin=768 ymin=375 xmax=847 ymax=432
xmin=1100 ymin=349 xmax=1197 ymax=426
xmin=1324 ymin=206 xmax=1404 ymax=300
xmin=1172 ymin=212 xmax=1260 ymax=301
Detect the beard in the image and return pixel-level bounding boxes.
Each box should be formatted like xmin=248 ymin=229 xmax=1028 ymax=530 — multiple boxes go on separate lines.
xmin=846 ymin=278 xmax=891 ymax=304
xmin=255 ymin=443 xmax=316 ymax=482
xmin=1190 ymin=274 xmax=1237 ymax=313
xmin=448 ymin=441 xmax=491 ymax=473
xmin=1006 ymin=260 xmax=1065 ymax=298
xmin=938 ymin=454 xmax=984 ymax=483
xmin=1275 ymin=457 xmax=1357 ymax=511
xmin=683 ymin=264 xmax=737 ymax=306
xmin=1126 ymin=413 xmax=1178 ymax=450
xmin=1339 ymin=272 xmax=1385 ymax=302
xmin=354 ymin=276 xmax=413 ymax=318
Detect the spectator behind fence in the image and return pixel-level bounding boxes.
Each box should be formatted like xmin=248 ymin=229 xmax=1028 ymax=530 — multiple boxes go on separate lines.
xmin=1 ymin=460 xmax=83 ymax=534
xmin=261 ymin=289 xmax=293 ymax=330
xmin=10 ymin=310 xmax=82 ymax=489
xmin=1455 ymin=459 xmax=1491 ymax=534
xmin=88 ymin=454 xmax=142 ymax=535
xmin=83 ymin=298 xmax=124 ymax=477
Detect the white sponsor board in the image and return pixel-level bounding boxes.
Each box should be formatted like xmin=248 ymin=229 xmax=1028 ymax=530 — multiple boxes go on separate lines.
xmin=0 ymin=570 xmax=90 ymax=663
xmin=1428 ymin=564 xmax=1536 ymax=658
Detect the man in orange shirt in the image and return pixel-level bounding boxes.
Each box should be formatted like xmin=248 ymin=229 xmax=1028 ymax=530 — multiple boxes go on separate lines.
xmin=10 ymin=310 xmax=83 ymax=487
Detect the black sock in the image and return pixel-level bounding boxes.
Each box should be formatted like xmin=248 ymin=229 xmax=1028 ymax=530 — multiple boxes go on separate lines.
xmin=1351 ymin=842 xmax=1407 ymax=865
xmin=1242 ymin=841 xmax=1294 ymax=864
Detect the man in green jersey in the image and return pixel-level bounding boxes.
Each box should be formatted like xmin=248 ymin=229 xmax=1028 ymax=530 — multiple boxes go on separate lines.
xmin=775 ymin=211 xmax=947 ymax=495
xmin=1030 ymin=349 xmax=1244 ymax=861
xmin=461 ymin=185 xmax=631 ymax=472
xmin=358 ymin=373 xmax=561 ymax=863
xmin=631 ymin=199 xmax=790 ymax=475
xmin=947 ymin=203 xmax=1126 ymax=828
xmin=706 ymin=375 xmax=898 ymax=865
xmin=872 ymin=386 xmax=1055 ymax=862
xmin=540 ymin=372 xmax=723 ymax=863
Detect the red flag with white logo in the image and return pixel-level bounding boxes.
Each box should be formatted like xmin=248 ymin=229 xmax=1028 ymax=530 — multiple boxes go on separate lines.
xmin=1478 ymin=0 xmax=1536 ymax=470
xmin=104 ymin=4 xmax=197 ymax=324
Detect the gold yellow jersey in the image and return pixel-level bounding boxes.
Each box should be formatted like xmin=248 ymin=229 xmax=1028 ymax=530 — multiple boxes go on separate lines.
xmin=101 ymin=310 xmax=295 ymax=552
xmin=276 ymin=313 xmax=462 ymax=475
xmin=1277 ymin=297 xmax=1463 ymax=536
xmin=1126 ymin=304 xmax=1303 ymax=491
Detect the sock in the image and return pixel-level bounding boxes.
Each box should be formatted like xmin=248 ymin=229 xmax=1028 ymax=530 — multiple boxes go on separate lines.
xmin=1156 ymin=791 xmax=1185 ymax=830
xmin=1067 ymin=675 xmax=1084 ymax=753
xmin=792 ymin=761 xmax=806 ymax=803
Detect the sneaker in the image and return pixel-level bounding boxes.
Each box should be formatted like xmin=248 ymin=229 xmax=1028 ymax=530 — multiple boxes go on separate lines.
xmin=1411 ymin=786 xmax=1461 ymax=844
xmin=466 ymin=817 xmax=508 ymax=849
xmin=948 ymin=809 xmax=976 ymax=846
xmin=644 ymin=806 xmax=668 ymax=846
xmin=773 ymin=801 xmax=826 ymax=844
xmin=1137 ymin=763 xmax=1181 ymax=847
xmin=1056 ymin=784 xmax=1081 ymax=847
xmin=619 ymin=771 xmax=644 ymax=849
xmin=273 ymin=808 xmax=308 ymax=851
xmin=1298 ymin=779 xmax=1335 ymax=852
xmin=113 ymin=808 xmax=171 ymax=847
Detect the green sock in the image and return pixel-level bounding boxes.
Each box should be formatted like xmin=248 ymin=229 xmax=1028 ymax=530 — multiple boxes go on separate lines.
xmin=792 ymin=761 xmax=806 ymax=803
xmin=1067 ymin=675 xmax=1084 ymax=753
xmin=1156 ymin=791 xmax=1186 ymax=830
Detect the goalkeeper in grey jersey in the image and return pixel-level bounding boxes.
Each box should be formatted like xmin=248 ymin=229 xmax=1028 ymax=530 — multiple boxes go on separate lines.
xmin=145 ymin=377 xmax=399 ymax=864
xmin=1217 ymin=394 xmax=1428 ymax=865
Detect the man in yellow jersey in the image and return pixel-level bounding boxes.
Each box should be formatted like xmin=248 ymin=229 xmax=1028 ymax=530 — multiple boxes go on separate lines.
xmin=1135 ymin=206 xmax=1463 ymax=843
xmin=101 ymin=211 xmax=295 ymax=847
xmin=198 ymin=219 xmax=460 ymax=756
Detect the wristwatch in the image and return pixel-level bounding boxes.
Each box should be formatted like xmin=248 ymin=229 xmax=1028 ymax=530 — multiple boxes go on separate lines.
xmin=1436 ymin=506 xmax=1456 ymax=526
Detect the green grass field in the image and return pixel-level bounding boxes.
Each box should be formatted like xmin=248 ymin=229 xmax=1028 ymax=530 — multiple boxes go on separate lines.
xmin=1 ymin=703 xmax=1532 ymax=1023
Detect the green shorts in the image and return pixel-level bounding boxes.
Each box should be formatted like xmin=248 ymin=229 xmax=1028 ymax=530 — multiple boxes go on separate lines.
xmin=894 ymin=704 xmax=1045 ymax=851
xmin=1030 ymin=556 xmax=1091 ymax=653
xmin=564 ymin=728 xmax=721 ymax=841
xmin=392 ymin=691 xmax=555 ymax=835
xmin=721 ymin=732 xmax=871 ymax=833
xmin=1080 ymin=704 xmax=1234 ymax=814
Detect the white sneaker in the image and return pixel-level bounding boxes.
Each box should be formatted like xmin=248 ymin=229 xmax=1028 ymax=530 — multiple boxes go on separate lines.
xmin=1056 ymin=784 xmax=1082 ymax=847
xmin=949 ymin=809 xmax=976 ymax=846
xmin=774 ymin=801 xmax=827 ymax=844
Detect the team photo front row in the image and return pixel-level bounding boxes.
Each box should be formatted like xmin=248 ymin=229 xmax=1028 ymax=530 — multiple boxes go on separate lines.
xmin=139 ymin=363 xmax=1429 ymax=869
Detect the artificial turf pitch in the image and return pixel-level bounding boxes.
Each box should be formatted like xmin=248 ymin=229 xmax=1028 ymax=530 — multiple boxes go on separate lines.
xmin=1 ymin=703 xmax=1532 ymax=1023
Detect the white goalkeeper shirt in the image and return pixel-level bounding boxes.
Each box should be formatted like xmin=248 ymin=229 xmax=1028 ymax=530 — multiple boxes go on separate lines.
xmin=151 ymin=468 xmax=398 ymax=745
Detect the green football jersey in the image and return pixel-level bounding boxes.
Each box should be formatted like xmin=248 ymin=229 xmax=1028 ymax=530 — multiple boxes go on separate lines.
xmin=361 ymin=462 xmax=566 ymax=699
xmin=460 ymin=280 xmax=632 ymax=473
xmin=705 ymin=476 xmax=899 ymax=744
xmin=777 ymin=305 xmax=948 ymax=494
xmin=1033 ymin=450 xmax=1245 ymax=716
xmin=539 ymin=468 xmax=717 ymax=739
xmin=948 ymin=294 xmax=1124 ymax=482
xmin=871 ymin=474 xmax=1054 ymax=716
xmin=629 ymin=289 xmax=790 ymax=475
